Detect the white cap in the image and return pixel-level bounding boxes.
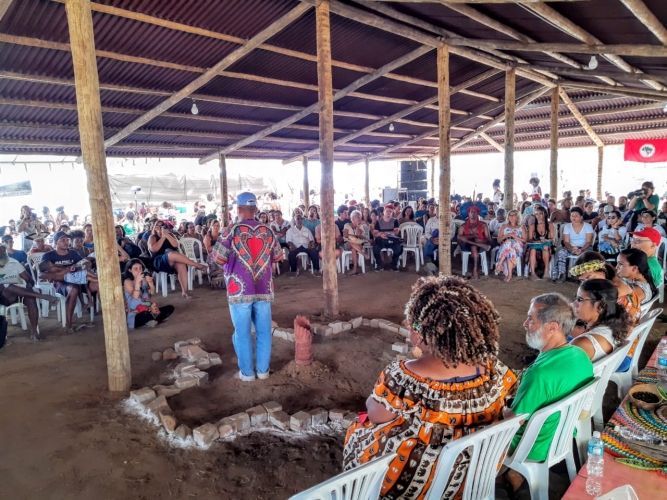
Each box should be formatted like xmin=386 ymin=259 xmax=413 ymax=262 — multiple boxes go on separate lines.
xmin=593 ymin=431 xmax=601 ymax=438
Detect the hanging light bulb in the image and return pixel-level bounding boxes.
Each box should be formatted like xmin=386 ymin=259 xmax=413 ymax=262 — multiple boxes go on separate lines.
xmin=474 ymin=134 xmax=479 ymax=139
xmin=389 ymin=123 xmax=395 ymax=131
xmin=191 ymin=99 xmax=199 ymax=115
xmin=588 ymin=55 xmax=598 ymax=70
xmin=663 ymin=102 xmax=667 ymax=113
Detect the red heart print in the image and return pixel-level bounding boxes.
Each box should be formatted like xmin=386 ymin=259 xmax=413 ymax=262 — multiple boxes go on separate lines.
xmin=227 ymin=277 xmax=241 ymax=295
xmin=246 ymin=235 xmax=264 ymax=262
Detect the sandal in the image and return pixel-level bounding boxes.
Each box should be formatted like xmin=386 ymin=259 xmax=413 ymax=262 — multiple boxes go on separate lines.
xmin=63 ymin=327 xmax=75 ymax=335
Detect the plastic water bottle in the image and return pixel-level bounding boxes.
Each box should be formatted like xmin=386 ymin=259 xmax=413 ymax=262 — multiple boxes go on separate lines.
xmin=656 ymin=339 xmax=667 ymax=393
xmin=586 ymin=431 xmax=604 ymax=496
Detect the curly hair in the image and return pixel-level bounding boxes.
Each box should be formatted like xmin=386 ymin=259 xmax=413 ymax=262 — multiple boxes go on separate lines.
xmin=579 ymin=279 xmax=633 ymax=347
xmin=404 ymin=275 xmax=500 ymax=367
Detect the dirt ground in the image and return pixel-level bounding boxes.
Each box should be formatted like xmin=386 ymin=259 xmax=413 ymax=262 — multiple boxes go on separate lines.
xmin=1 ymin=266 xmax=664 ymax=500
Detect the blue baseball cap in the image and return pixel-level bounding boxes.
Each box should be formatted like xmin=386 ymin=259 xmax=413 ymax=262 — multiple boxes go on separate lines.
xmin=53 ymin=231 xmax=70 ymax=242
xmin=236 ymin=192 xmax=257 ymax=207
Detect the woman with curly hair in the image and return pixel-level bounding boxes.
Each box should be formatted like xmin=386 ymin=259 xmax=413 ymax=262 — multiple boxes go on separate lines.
xmin=343 ymin=276 xmax=517 ymax=500
xmin=571 ymin=279 xmax=633 ymax=362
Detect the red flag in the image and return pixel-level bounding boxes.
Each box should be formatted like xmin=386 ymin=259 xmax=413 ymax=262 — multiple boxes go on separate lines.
xmin=624 ymin=139 xmax=667 ymax=162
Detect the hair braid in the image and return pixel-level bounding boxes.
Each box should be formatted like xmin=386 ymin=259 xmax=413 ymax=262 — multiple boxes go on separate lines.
xmin=404 ymin=276 xmax=500 ymax=367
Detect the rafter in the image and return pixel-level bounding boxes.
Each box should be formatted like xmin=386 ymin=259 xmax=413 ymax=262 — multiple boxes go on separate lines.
xmin=0 ymin=97 xmax=418 ymax=138
xmin=557 ymin=89 xmax=604 ymax=147
xmin=452 ymin=86 xmax=551 ymax=151
xmin=479 ymin=132 xmax=504 ymax=153
xmin=522 ymin=2 xmax=665 ymax=91
xmin=619 ymin=0 xmax=667 ymax=45
xmin=200 ymin=45 xmax=433 ymax=163
xmin=281 ymin=68 xmax=500 ymax=164
xmin=438 ymin=1 xmax=618 ymax=86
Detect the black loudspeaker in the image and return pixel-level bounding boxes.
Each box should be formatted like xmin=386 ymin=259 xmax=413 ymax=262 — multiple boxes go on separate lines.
xmin=400 ymin=161 xmax=427 ymax=183
xmin=402 ymin=180 xmax=427 ymax=191
xmin=407 ymin=190 xmax=427 ymax=202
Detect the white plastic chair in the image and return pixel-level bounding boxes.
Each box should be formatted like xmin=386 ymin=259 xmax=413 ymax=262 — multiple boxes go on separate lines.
xmin=490 ymin=246 xmax=522 ymax=277
xmin=574 ymin=340 xmax=633 ymax=465
xmin=610 ymin=308 xmax=662 ymax=399
xmin=155 ymin=272 xmax=176 ymax=297
xmin=503 ymin=377 xmax=599 ymax=500
xmin=641 ymin=295 xmax=658 ymax=316
xmin=424 ymin=413 xmax=528 ymax=500
xmin=461 ymin=249 xmax=489 ymax=277
xmin=288 ymin=452 xmax=396 ymax=500
xmin=400 ymin=224 xmax=423 ymax=272
xmin=0 ymin=302 xmax=27 ymax=330
xmin=296 ymin=252 xmax=314 ymax=273
xmin=179 ymin=237 xmax=207 ymax=289
xmin=341 ymin=250 xmax=365 ymax=274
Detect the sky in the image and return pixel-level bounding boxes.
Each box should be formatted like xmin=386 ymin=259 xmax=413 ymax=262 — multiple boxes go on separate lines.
xmin=1 ymin=144 xmax=666 ymax=222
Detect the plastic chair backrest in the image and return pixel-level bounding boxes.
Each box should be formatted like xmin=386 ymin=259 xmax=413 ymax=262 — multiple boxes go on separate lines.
xmin=640 ymin=296 xmax=658 ymax=316
xmin=400 ymin=224 xmax=423 ymax=246
xmin=179 ymin=237 xmax=203 ymax=264
xmin=27 ymin=252 xmax=45 ymax=283
xmin=508 ymin=377 xmax=599 ymax=467
xmin=586 ymin=341 xmax=633 ymax=413
xmin=661 ymin=237 xmax=667 ymax=272
xmin=288 ymin=452 xmax=396 ymax=500
xmin=625 ymin=308 xmax=662 ymax=372
xmin=424 ymin=413 xmax=528 ymax=500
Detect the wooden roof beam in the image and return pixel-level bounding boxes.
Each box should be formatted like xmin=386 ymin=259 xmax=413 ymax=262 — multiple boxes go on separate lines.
xmin=0 ymin=34 xmax=474 ymax=115
xmin=0 ymin=97 xmax=419 ymax=138
xmin=281 ymin=68 xmax=500 ymax=164
xmin=200 ymin=45 xmax=434 ymax=163
xmin=479 ymin=132 xmax=504 ymax=153
xmin=452 ymin=86 xmax=551 ymax=151
xmin=522 ymin=2 xmax=665 ymax=91
xmin=51 ymin=0 xmax=452 ymax=93
xmin=558 ymin=88 xmax=604 ymax=147
xmin=437 ymin=1 xmax=618 ymax=87
xmin=620 ymin=0 xmax=667 ymax=45
xmin=103 ymin=4 xmax=313 ymax=147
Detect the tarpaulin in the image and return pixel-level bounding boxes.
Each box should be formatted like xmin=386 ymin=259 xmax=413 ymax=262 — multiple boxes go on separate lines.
xmin=624 ymin=139 xmax=667 ymax=162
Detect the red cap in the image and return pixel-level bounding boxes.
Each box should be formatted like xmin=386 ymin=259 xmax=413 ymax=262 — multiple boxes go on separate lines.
xmin=532 ymin=194 xmax=541 ymax=200
xmin=629 ymin=227 xmax=661 ymax=246
xmin=468 ymin=205 xmax=481 ymax=214
xmin=385 ymin=204 xmax=394 ymax=210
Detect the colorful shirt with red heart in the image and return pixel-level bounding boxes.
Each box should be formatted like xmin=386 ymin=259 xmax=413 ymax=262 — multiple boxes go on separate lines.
xmin=210 ymin=220 xmax=282 ymax=304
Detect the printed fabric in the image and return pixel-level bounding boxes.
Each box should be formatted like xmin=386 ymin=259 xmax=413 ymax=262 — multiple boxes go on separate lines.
xmin=343 ymin=359 xmax=517 ymax=500
xmin=497 ymin=226 xmax=524 ymax=274
xmin=210 ymin=220 xmax=281 ymax=305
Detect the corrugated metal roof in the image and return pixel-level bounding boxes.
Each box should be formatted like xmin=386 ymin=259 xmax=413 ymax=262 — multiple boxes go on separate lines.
xmin=0 ymin=0 xmax=666 ymax=158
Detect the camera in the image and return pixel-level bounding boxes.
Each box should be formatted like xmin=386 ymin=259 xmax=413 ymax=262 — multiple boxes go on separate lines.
xmin=632 ymin=188 xmax=647 ymax=197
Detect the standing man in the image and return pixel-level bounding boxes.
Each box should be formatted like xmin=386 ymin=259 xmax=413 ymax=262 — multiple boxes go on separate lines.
xmin=210 ymin=192 xmax=283 ymax=382
xmin=628 ymin=181 xmax=659 ymax=231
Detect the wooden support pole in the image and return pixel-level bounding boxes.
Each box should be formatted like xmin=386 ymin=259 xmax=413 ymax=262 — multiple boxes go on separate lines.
xmin=430 ymin=157 xmax=436 ymax=199
xmin=65 ymin=0 xmax=130 ymax=392
xmin=437 ymin=45 xmax=452 ymax=276
xmin=316 ymin=0 xmax=339 ymax=316
xmin=364 ymin=157 xmax=370 ymax=207
xmin=503 ymin=69 xmax=516 ymax=212
xmin=219 ymin=152 xmax=229 ymax=227
xmin=597 ymin=146 xmax=604 ymax=202
xmin=550 ymin=86 xmax=559 ymax=199
xmin=302 ymin=156 xmax=310 ymax=209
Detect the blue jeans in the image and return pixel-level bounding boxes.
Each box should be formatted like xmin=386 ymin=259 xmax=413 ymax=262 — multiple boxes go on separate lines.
xmin=228 ymin=301 xmax=273 ymax=378
xmin=424 ymin=240 xmax=437 ymax=262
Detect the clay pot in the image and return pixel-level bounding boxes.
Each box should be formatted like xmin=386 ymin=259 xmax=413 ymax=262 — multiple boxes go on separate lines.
xmin=294 ymin=315 xmax=313 ymax=366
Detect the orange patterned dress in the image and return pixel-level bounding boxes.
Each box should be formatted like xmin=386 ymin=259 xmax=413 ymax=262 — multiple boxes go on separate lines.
xmin=343 ymin=359 xmax=517 ymax=500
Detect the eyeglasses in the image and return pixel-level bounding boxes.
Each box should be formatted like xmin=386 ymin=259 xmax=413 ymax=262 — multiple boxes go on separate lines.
xmin=632 ymin=237 xmax=651 ymax=244
xmin=573 ymin=296 xmax=597 ymax=303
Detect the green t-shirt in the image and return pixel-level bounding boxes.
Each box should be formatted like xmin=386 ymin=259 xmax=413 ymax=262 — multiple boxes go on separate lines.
xmin=648 ymin=255 xmax=663 ymax=288
xmin=510 ymin=345 xmax=593 ymax=461
xmin=302 ymin=218 xmax=321 ymax=238
xmin=634 ymin=194 xmax=660 ymax=212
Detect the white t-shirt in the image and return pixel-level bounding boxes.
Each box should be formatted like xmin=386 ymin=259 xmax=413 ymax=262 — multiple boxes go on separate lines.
xmin=270 ymin=220 xmax=290 ymax=240
xmin=0 ymin=258 xmax=25 ymax=285
xmin=286 ymin=225 xmax=314 ymax=249
xmin=563 ymin=222 xmax=595 ymax=248
xmin=598 ymin=225 xmax=627 ymax=242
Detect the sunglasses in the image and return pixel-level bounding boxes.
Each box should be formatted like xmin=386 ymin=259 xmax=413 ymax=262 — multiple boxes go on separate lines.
xmin=607 ymin=216 xmax=618 ymax=220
